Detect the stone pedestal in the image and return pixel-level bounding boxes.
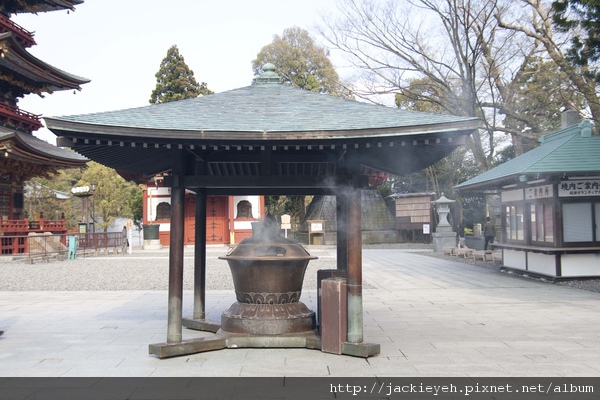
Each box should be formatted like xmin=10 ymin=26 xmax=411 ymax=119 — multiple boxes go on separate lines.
xmin=433 ymin=230 xmax=456 ymax=252
xmin=143 ymin=239 xmax=162 ymax=250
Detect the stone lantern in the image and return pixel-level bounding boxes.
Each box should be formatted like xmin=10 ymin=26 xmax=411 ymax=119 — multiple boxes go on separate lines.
xmin=431 ymin=193 xmax=456 ymax=252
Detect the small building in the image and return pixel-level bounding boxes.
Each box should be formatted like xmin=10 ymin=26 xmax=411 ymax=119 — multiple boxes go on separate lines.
xmin=456 ymin=111 xmax=600 ymax=279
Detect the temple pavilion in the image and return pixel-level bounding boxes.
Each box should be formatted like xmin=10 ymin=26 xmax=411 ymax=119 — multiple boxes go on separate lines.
xmin=46 ymin=64 xmax=480 ymax=357
xmin=0 ymin=0 xmax=89 ymax=252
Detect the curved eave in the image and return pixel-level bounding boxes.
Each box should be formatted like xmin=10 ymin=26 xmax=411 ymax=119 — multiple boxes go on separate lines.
xmin=45 ymin=116 xmax=480 ymax=143
xmin=1 ymin=130 xmax=87 ymax=166
xmin=6 ymin=0 xmax=83 ymax=14
xmin=47 ymin=128 xmax=473 ymax=179
xmin=0 ymin=32 xmax=90 ymax=92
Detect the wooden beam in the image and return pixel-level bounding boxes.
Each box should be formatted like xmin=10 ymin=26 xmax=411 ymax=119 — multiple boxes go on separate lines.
xmin=178 ymin=175 xmax=368 ymax=190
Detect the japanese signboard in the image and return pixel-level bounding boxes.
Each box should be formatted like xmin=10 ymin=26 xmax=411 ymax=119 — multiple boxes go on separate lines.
xmin=525 ymin=184 xmax=553 ymax=200
xmin=393 ymin=194 xmax=433 ymax=230
xmin=558 ymin=179 xmax=600 ymax=197
xmin=309 ymin=220 xmax=325 ymax=233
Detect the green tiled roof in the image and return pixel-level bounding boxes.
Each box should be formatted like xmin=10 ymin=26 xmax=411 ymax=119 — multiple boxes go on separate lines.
xmin=456 ymin=120 xmax=600 ymax=191
xmin=48 ymin=78 xmax=478 ymax=138
xmin=45 ymin=66 xmax=481 ymax=177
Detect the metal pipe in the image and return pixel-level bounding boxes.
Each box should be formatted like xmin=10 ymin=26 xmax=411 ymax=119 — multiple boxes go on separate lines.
xmin=167 ymin=149 xmax=186 ymax=343
xmin=336 ymin=193 xmax=349 ymax=271
xmin=347 ymin=186 xmax=363 ymax=343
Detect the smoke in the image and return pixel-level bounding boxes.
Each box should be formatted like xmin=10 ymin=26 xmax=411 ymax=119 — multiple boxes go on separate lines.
xmin=320 ymin=175 xmax=364 ymax=236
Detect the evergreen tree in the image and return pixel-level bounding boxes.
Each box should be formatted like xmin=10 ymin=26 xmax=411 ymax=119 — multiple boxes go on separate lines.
xmin=149 ymin=45 xmax=213 ymax=104
xmin=552 ymin=0 xmax=600 ymax=83
xmin=252 ymin=27 xmax=346 ymax=96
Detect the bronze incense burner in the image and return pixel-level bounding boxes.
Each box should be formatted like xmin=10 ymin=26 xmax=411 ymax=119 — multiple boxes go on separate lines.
xmin=219 ymin=219 xmax=317 ymax=335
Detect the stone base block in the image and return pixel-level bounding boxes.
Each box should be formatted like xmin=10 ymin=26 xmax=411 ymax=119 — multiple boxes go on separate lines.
xmin=432 ymin=231 xmax=456 ymax=252
xmin=142 ymin=239 xmax=162 ymax=250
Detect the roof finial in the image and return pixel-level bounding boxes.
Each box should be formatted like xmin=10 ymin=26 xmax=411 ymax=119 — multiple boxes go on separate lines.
xmin=253 ymin=63 xmax=282 ymax=85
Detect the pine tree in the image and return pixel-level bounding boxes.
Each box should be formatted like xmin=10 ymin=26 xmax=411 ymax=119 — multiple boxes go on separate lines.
xmin=552 ymin=0 xmax=600 ymax=82
xmin=149 ymin=45 xmax=213 ymax=104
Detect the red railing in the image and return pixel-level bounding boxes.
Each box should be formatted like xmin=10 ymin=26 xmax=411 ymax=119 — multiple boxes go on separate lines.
xmin=0 ymin=219 xmax=29 ymax=232
xmin=0 ymin=103 xmax=43 ymax=132
xmin=0 ymin=219 xmax=66 ymax=233
xmin=0 ymin=13 xmax=36 ymax=47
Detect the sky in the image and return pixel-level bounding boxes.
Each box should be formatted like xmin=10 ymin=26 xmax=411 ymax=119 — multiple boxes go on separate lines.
xmin=13 ymin=0 xmax=343 ymax=143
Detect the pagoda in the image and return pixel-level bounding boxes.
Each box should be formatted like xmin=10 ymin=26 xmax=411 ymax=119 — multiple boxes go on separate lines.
xmin=0 ymin=0 xmax=89 ymax=252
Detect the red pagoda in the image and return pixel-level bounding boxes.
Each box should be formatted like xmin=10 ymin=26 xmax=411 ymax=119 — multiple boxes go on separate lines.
xmin=0 ymin=0 xmax=89 ymax=253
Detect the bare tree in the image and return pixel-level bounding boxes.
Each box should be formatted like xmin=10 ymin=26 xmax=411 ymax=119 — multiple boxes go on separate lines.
xmin=495 ymin=0 xmax=600 ymax=126
xmin=319 ymin=0 xmax=584 ymax=168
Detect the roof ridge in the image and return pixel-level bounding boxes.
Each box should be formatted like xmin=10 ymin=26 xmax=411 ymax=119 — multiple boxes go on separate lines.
xmin=455 ymin=132 xmax=575 ymax=189
xmin=539 ymin=120 xmax=594 ymax=143
xmin=521 ymin=131 xmax=577 ymax=173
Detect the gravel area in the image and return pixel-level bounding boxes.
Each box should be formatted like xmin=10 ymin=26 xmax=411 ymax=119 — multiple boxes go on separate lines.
xmin=0 ymin=247 xmax=340 ymax=291
xmin=1 ymin=243 xmax=599 ymax=294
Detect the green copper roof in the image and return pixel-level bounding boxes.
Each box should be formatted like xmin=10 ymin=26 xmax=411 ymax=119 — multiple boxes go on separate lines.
xmin=46 ymin=68 xmax=478 ymax=140
xmin=45 ymin=67 xmax=480 ymax=178
xmin=456 ymin=120 xmax=600 ymax=191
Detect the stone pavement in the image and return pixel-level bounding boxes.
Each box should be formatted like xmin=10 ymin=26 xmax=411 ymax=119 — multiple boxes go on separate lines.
xmin=0 ymin=248 xmax=599 ymax=377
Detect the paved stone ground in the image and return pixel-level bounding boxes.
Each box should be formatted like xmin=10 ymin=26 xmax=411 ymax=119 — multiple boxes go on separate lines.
xmin=1 ymin=246 xmax=600 ymax=379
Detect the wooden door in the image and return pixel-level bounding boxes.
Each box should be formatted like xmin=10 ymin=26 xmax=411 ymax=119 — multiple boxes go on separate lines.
xmin=184 ymin=195 xmax=229 ymax=244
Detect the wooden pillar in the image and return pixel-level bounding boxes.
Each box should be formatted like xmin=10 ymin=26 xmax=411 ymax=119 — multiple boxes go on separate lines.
xmin=193 ymin=188 xmax=207 ymax=320
xmin=347 ymin=187 xmax=363 ymax=343
xmin=336 ymin=193 xmax=349 ymax=271
xmin=167 ymin=149 xmax=186 ymax=343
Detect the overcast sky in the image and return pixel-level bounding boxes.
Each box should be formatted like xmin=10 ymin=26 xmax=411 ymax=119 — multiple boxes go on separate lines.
xmin=13 ymin=0 xmax=342 ymax=143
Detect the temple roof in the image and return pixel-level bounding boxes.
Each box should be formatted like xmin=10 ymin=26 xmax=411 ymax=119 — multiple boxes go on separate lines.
xmin=45 ymin=66 xmax=480 ymax=185
xmin=1 ymin=0 xmax=83 ymax=14
xmin=0 ymin=32 xmax=90 ymax=95
xmin=47 ymin=78 xmax=477 ymax=140
xmin=0 ymin=127 xmax=87 ymax=166
xmin=456 ymin=120 xmax=600 ymax=192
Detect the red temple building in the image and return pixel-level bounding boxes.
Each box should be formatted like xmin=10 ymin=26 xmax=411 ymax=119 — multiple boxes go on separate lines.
xmin=143 ymin=178 xmax=264 ymax=247
xmin=0 ymin=1 xmax=89 ymax=253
